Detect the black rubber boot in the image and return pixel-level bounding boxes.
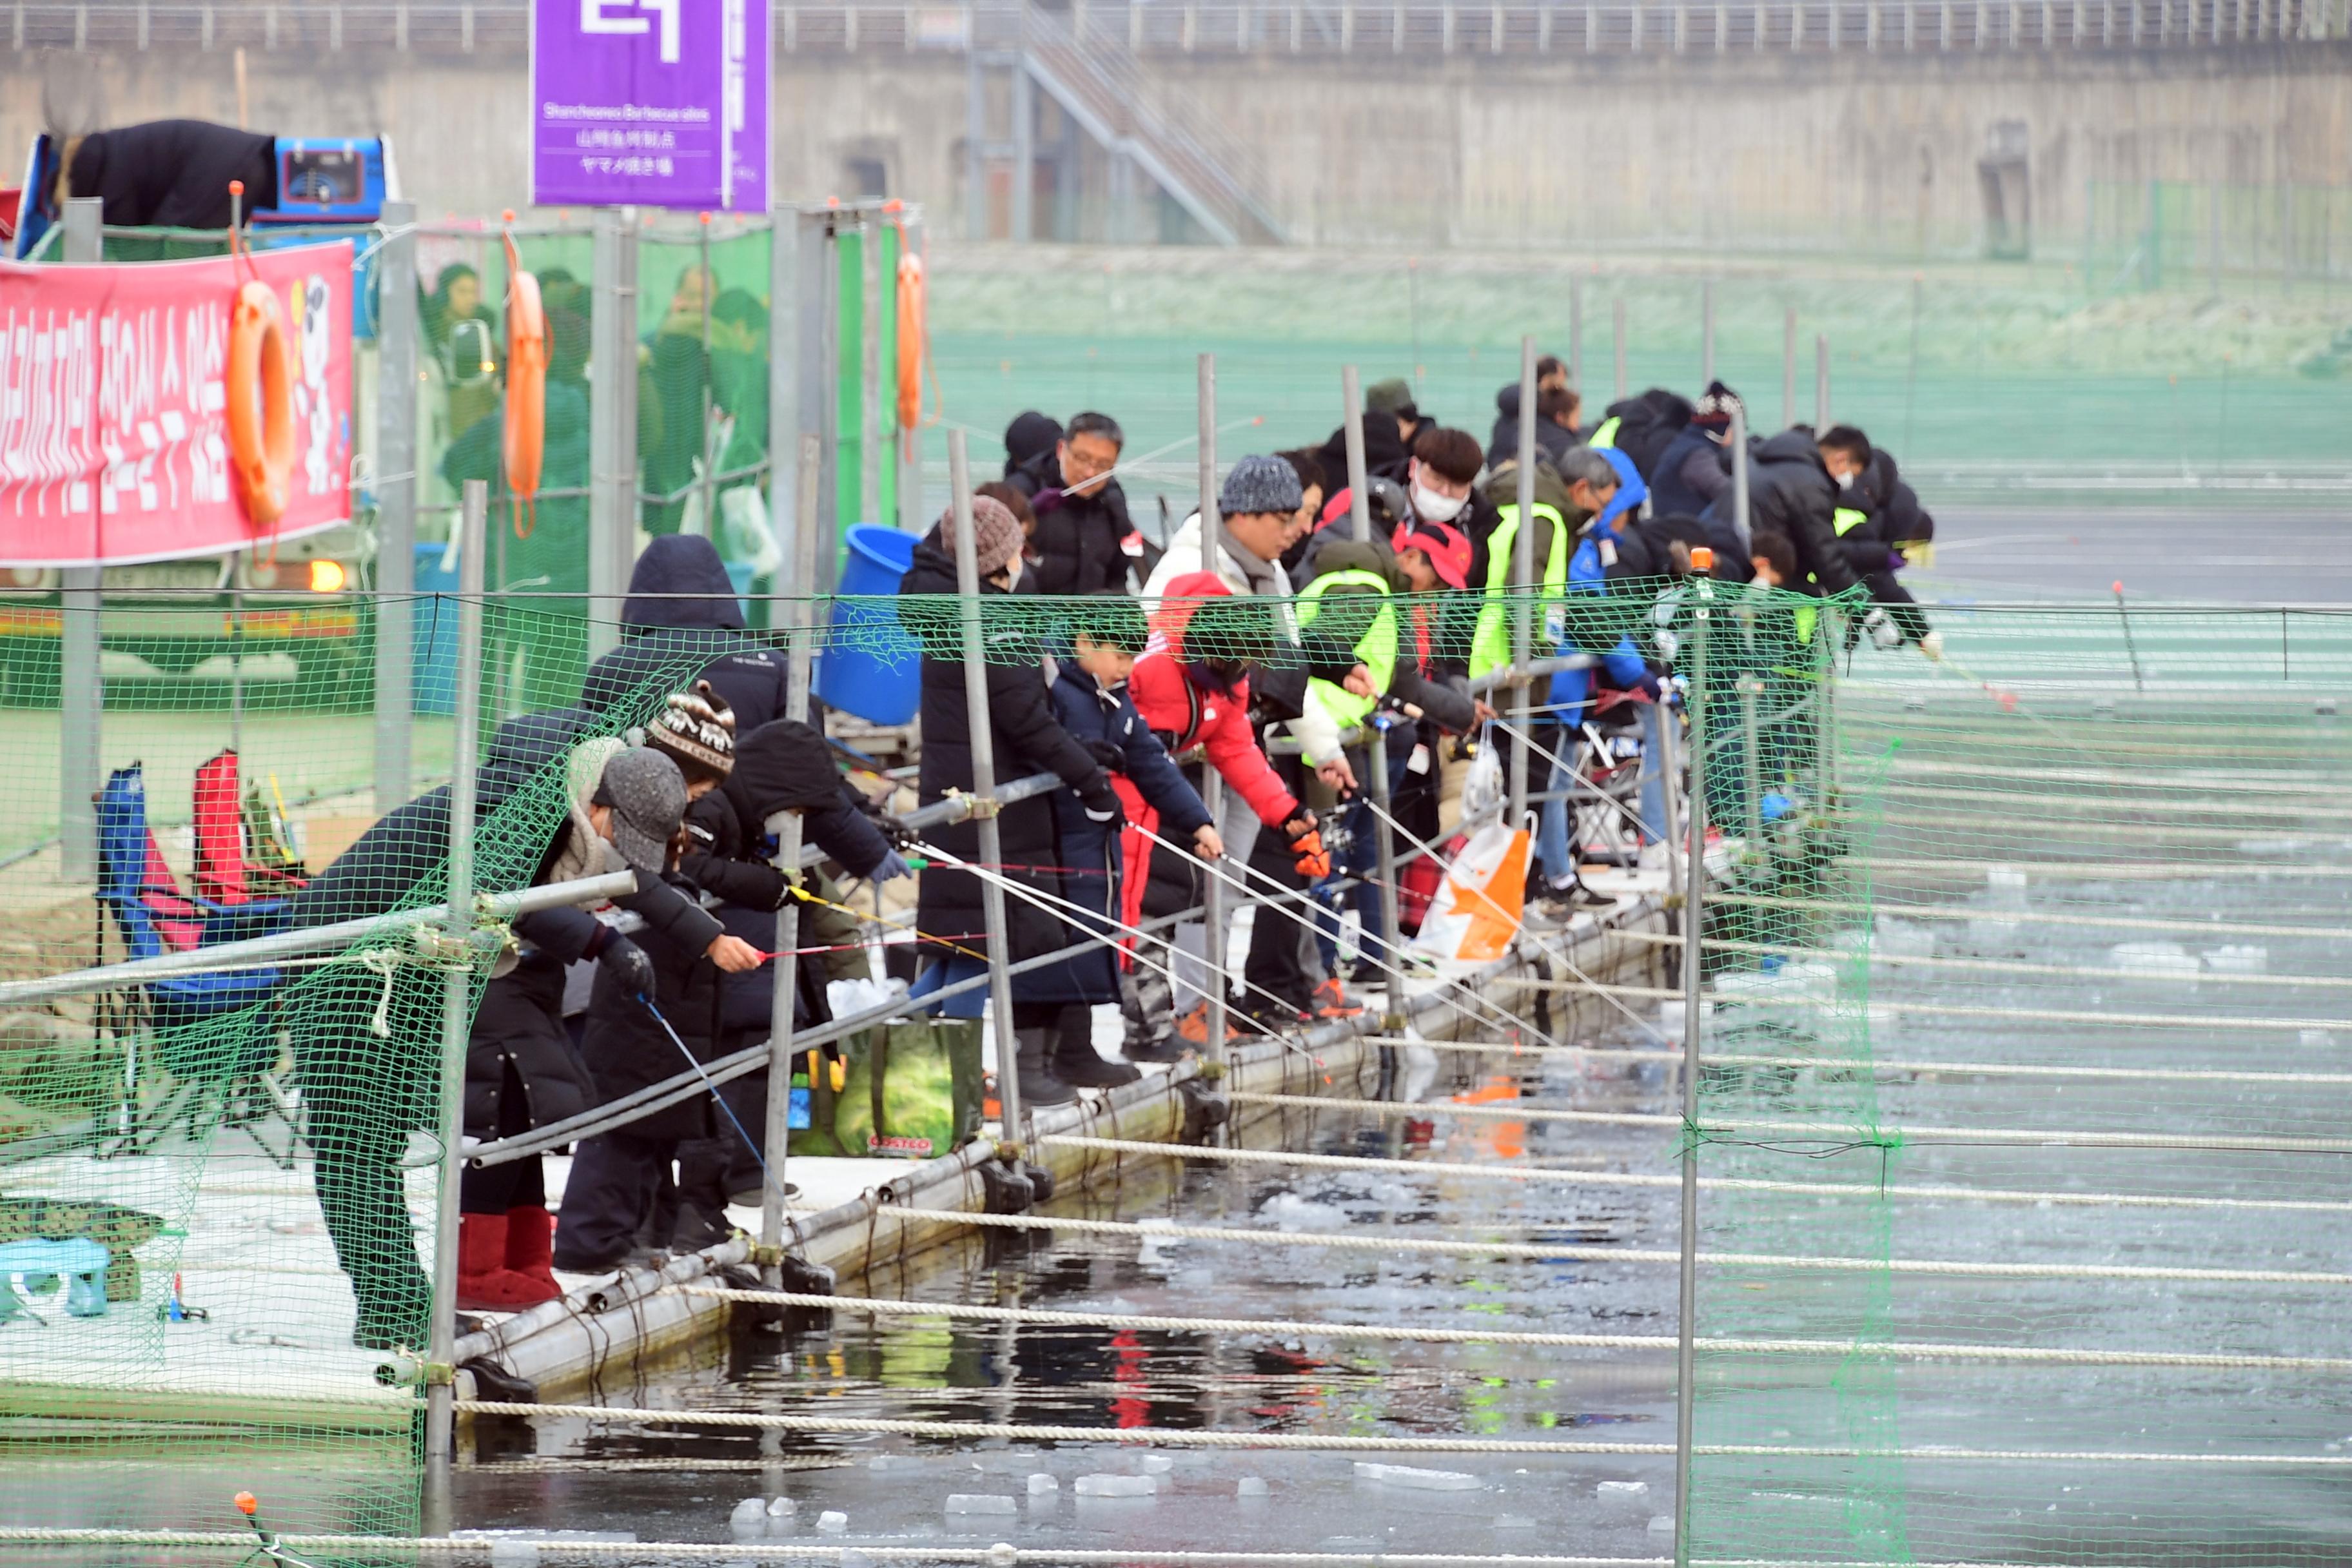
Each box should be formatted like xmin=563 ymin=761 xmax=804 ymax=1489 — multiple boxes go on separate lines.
xmin=1014 ymin=1027 xmax=1078 ymax=1108
xmin=1054 ymin=1003 xmax=1142 ymax=1088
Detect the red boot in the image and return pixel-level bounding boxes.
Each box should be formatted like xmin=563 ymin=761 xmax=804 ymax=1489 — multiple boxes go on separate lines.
xmin=502 ymin=1205 xmax=566 ymax=1305
xmin=455 ymin=1213 xmax=551 ymax=1313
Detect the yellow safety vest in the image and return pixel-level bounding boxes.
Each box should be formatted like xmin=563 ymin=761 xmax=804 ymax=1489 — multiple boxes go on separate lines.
xmin=1832 ymin=506 xmax=1870 ymax=536
xmin=1297 ymin=568 xmax=1398 ymax=738
xmin=1588 ymin=416 xmax=1622 ymax=450
xmin=1469 ymin=502 xmax=1571 ymax=683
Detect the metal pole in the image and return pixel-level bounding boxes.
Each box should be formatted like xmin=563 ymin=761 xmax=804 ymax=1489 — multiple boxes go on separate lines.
xmin=1653 ymin=678 xmax=1683 ymax=897
xmin=947 ymin=429 xmax=1027 ymax=1146
xmin=1814 ymin=334 xmax=1831 ymax=429
xmin=859 ymin=213 xmax=883 ymax=524
xmin=1508 ymin=338 xmax=1536 ymax=827
xmin=1010 ymin=64 xmax=1036 ymax=242
xmin=1197 ymin=353 xmax=1230 ymax=1068
xmin=1672 ymin=596 xmax=1710 ymax=1568
xmin=1342 ymin=369 xmax=1404 ymax=1032
xmin=816 ymin=218 xmax=842 ymax=594
xmin=696 ymin=217 xmax=718 ymax=543
xmin=1781 ymin=308 xmax=1798 ymax=431
xmin=59 ymin=197 xmax=103 ymax=885
xmin=1611 ymin=296 xmax=1629 ymax=403
xmin=228 ymin=586 xmax=244 ymax=754
xmin=425 ymin=479 xmax=488 ymax=1467
xmin=761 ymin=433 xmax=824 ymax=1283
xmin=1568 ymin=277 xmax=1584 ymax=395
xmin=1729 ymin=406 xmax=1750 ymax=551
xmin=589 ymin=209 xmax=639 ymax=656
xmin=1700 ymin=280 xmax=1716 ymax=386
xmin=375 ymin=198 xmax=418 ymax=812
xmin=1738 ymin=672 xmax=1763 ymax=847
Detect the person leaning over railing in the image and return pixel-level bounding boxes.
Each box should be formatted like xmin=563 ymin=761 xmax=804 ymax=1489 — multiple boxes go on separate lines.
xmin=286 ymin=716 xmax=734 ymax=1349
xmin=897 ymin=496 xmax=1127 ymax=1108
xmin=670 ymin=718 xmax=906 ymax=1227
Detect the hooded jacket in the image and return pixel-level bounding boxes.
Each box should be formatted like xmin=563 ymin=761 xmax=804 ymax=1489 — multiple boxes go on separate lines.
xmin=1646 ymin=423 xmax=1732 ymax=524
xmin=1298 ymin=538 xmax=1477 ymax=737
xmin=582 ymin=535 xmax=789 ymax=727
xmin=1128 ymin=574 xmax=1300 ymax=830
xmin=1487 ymin=382 xmax=1576 ymax=472
xmin=1597 ymin=389 xmax=1695 ymax=480
xmin=1707 ymin=430 xmax=1864 ymax=598
xmin=899 ymin=540 xmax=1113 ymax=968
xmin=1007 ymin=449 xmax=1138 ymax=596
xmin=65 ymin=119 xmax=278 ymax=229
xmin=680 ymin=720 xmax=894 ymax=1034
xmin=1315 ymin=410 xmax=1410 ymax=489
xmin=1834 ymin=448 xmax=1936 ymax=574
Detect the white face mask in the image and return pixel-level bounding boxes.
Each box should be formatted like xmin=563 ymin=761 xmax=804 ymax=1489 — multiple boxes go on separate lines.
xmin=1412 ymin=481 xmax=1467 ymax=524
xmin=1835 ymin=469 xmax=1856 ymax=491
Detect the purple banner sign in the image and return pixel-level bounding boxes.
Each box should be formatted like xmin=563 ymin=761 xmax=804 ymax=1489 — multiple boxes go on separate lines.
xmin=531 ymin=0 xmax=769 ymax=211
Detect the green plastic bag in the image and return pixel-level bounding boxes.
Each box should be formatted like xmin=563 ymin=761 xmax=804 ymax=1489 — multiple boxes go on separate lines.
xmin=829 ymin=1018 xmax=985 ymax=1160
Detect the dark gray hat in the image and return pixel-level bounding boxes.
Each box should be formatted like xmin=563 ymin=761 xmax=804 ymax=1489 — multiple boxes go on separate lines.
xmin=1365 ymin=377 xmax=1418 ymax=417
xmin=595 ymin=747 xmax=689 ymax=876
xmin=1219 ymin=453 xmax=1304 ymax=518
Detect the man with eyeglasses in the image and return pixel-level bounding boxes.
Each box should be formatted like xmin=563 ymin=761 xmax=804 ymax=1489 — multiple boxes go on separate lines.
xmin=1007 ymin=409 xmax=1144 ymax=594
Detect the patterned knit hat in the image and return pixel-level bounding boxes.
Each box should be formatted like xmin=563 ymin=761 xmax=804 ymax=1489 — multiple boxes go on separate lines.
xmin=643 ymin=680 xmax=736 ymax=784
xmin=1692 ymin=380 xmax=1745 ymax=431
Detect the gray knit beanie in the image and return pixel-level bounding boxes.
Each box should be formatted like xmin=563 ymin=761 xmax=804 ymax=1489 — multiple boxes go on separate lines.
xmin=1218 ymin=454 xmax=1304 ymax=518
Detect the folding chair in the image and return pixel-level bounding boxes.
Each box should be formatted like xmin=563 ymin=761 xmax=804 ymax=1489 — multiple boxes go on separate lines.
xmin=192 ymin=749 xmax=307 ymax=905
xmin=92 ymin=762 xmax=299 ymax=1163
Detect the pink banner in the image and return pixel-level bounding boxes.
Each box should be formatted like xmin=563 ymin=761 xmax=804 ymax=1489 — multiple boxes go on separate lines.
xmin=0 ymin=241 xmax=355 ymax=567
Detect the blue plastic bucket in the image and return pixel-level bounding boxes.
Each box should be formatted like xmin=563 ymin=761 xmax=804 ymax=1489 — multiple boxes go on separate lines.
xmin=412 ymin=542 xmax=460 ymax=716
xmin=814 ymin=525 xmax=921 ymax=725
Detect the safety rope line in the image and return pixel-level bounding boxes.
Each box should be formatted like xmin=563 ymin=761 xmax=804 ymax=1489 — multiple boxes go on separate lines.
xmin=1612 ymin=928 xmax=2352 ymax=992
xmin=1570 ymin=1045 xmax=2352 ymax=1093
xmin=441 ymin=1406 xmax=2352 ymax=1465
xmin=1718 ymin=891 xmax=2352 ymax=942
xmin=1039 ymin=1135 xmax=2352 ymax=1240
xmin=672 ymin=1285 xmax=2352 ymax=1373
xmin=1222 ymin=1090 xmax=2352 ymax=1155
xmin=1506 ymin=977 xmax=2352 ymax=1034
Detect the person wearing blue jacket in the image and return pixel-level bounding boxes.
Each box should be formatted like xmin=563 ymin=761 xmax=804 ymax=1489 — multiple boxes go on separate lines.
xmin=1015 ymin=594 xmax=1219 ymax=1097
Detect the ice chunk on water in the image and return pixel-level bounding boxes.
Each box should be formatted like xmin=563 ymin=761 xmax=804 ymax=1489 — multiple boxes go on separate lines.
xmin=816 ymin=1511 xmax=849 ymax=1533
xmin=1649 ymin=1515 xmax=1676 ymax=1533
xmin=767 ymin=1498 xmax=796 ymax=1521
xmin=487 ymin=1544 xmax=539 ymax=1568
xmin=1985 ymin=867 xmax=2028 ymax=896
xmin=1872 ymin=917 xmax=1937 ymax=958
xmin=2301 ymin=1029 xmax=2334 ymax=1049
xmin=1260 ymin=1191 xmax=1351 ymax=1231
xmin=1141 ymin=1455 xmax=1175 ymax=1473
xmin=2204 ymin=945 xmax=2268 ymax=974
xmin=1353 ymin=1462 xmax=1481 ymax=1491
xmin=946 ymin=1495 xmax=1019 ymax=1514
xmin=729 ymin=1498 xmax=769 ymax=1538
xmin=1237 ymin=1476 xmax=1270 ymax=1497
xmin=1075 ymin=1474 xmax=1159 ymax=1497
xmin=2110 ymin=941 xmax=2200 ymax=981
xmin=1598 ymin=1480 xmax=1649 ymax=1500
xmin=1027 ymin=1473 xmax=1059 ymax=1495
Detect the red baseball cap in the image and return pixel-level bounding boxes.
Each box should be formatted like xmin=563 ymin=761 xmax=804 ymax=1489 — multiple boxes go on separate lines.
xmin=1390 ymin=520 xmax=1472 ymax=591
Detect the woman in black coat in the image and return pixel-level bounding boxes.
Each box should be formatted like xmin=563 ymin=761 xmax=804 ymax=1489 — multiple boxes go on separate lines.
xmin=897 ymin=500 xmax=1122 ymax=1106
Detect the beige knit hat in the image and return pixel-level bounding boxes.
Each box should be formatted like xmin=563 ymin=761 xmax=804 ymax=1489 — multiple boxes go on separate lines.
xmin=642 ymin=680 xmax=736 ymax=785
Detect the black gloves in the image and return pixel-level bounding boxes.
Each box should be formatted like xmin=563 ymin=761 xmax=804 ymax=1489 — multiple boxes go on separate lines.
xmin=598 ymin=934 xmax=656 ymax=999
xmin=1077 ymin=771 xmax=1126 ymax=828
xmin=1080 ymin=738 xmax=1127 ymax=772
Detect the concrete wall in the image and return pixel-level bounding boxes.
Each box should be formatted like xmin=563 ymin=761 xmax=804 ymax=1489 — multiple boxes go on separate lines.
xmin=8 ymin=41 xmax=2346 ymax=255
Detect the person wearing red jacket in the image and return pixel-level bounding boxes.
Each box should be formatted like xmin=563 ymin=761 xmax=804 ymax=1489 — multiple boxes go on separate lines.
xmin=1119 ymin=573 xmax=1328 ymax=1056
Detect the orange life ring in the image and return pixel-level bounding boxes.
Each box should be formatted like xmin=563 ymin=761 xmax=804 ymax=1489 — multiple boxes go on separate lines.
xmin=225 ymin=279 xmax=296 ymax=527
xmin=502 ymin=235 xmax=547 ymax=536
xmin=894 ymin=247 xmax=926 ymax=444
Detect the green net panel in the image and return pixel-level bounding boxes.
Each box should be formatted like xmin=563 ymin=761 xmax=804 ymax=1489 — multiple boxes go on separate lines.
xmin=1684 ymin=598 xmax=2352 ymax=1566
xmin=0 ymin=598 xmax=714 ymax=1558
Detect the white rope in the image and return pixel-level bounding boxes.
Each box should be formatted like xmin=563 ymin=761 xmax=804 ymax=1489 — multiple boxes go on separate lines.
xmin=1043 ymin=1135 xmax=2352 ymax=1242
xmin=1719 ymin=891 xmax=2352 ymax=943
xmin=1506 ymin=979 xmax=2352 ymax=1034
xmin=677 ymin=1286 xmax=2352 ymax=1373
xmin=447 ymin=1405 xmax=2352 ymax=1466
xmin=1223 ymin=1090 xmax=2352 ymax=1155
xmin=1605 ymin=1047 xmax=2352 ymax=1093
xmin=0 ymin=1536 xmax=1672 ymax=1567
xmin=1613 ymin=929 xmax=2352 ymax=992
xmin=1863 ymin=857 xmax=2352 ymax=881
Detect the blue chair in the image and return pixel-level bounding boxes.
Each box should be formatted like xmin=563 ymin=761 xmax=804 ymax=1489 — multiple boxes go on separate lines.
xmin=92 ymin=763 xmax=297 ymax=1161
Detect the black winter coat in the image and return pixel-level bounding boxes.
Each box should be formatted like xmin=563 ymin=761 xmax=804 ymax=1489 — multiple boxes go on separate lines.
xmin=67 ymin=120 xmax=277 ymax=230
xmin=1710 ymin=431 xmax=1863 ymax=598
xmin=899 ymin=542 xmax=1110 ymax=967
xmin=1832 ymin=449 xmax=1936 ymax=575
xmin=680 ymin=721 xmax=893 ymax=1035
xmin=1315 ymin=411 xmax=1410 ymax=489
xmin=1599 ymin=389 xmax=1695 ymax=481
xmin=1487 ymin=382 xmax=1575 ymax=471
xmin=581 ymin=535 xmax=788 ymax=726
xmin=1008 ymin=451 xmax=1138 ymax=596
xmin=1646 ymin=426 xmax=1732 ymax=524
xmin=1018 ymin=665 xmax=1212 ymax=1006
